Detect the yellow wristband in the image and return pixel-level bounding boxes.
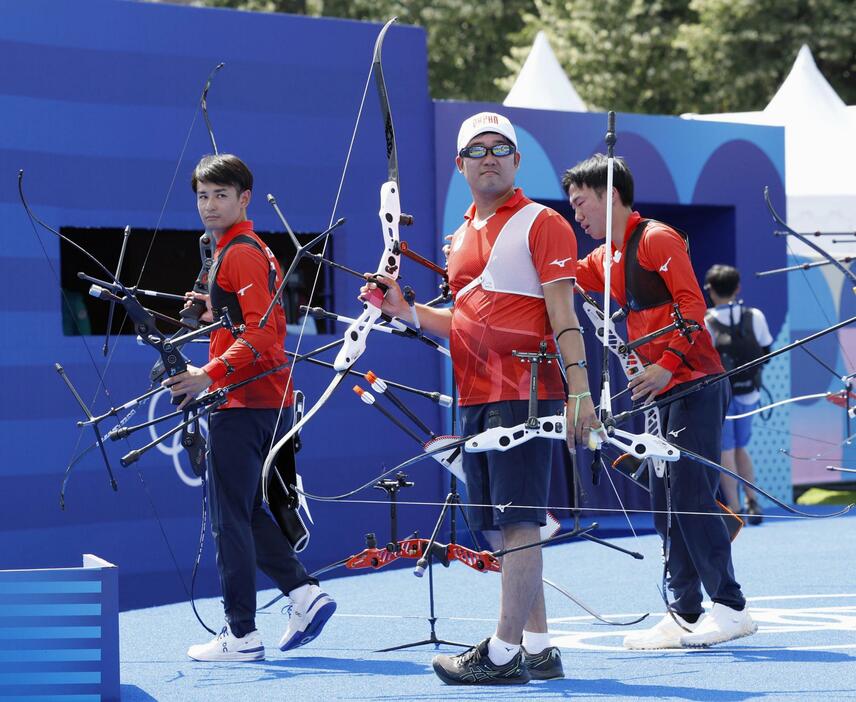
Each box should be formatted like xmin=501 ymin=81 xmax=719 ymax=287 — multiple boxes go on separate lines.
xmin=567 ymin=391 xmax=591 ymax=425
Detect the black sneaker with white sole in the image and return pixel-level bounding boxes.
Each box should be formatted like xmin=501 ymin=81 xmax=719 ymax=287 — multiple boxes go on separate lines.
xmin=432 ymin=638 xmax=531 ymax=686
xmin=523 ymin=645 xmax=564 ymax=680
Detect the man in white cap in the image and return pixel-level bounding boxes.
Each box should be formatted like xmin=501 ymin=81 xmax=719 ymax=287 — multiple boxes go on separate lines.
xmin=363 ymin=111 xmax=596 ymax=685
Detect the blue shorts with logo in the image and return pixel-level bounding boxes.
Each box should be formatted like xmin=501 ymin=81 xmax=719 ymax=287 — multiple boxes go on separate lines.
xmin=460 ymin=399 xmax=564 ymax=531
xmin=722 ymin=396 xmax=759 ymax=450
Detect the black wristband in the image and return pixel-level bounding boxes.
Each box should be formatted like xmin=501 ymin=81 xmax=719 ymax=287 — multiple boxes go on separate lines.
xmin=556 ymin=326 xmax=583 ymax=342
xmin=565 ymin=360 xmax=587 ymax=372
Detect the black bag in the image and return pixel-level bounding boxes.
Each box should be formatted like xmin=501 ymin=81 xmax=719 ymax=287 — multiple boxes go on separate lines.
xmin=706 ymin=308 xmax=763 ymax=394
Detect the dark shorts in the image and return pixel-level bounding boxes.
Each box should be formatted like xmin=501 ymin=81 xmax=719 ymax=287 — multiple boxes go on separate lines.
xmin=461 ymin=399 xmax=563 ymax=531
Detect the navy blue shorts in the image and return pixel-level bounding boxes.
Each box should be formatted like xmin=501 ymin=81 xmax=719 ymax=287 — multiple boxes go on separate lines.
xmin=461 ymin=399 xmax=563 ymax=531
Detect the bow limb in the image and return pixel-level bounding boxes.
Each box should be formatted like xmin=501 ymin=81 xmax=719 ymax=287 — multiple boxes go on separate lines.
xmin=263 ymin=18 xmax=403 ymax=501
xmin=261 ymin=370 xmax=349 ymax=503
xmin=282 ymin=436 xmax=471 ymax=504
xmin=178 ymin=63 xmax=223 ymax=331
xmin=765 ymin=187 xmax=856 ymax=294
xmin=725 ymin=392 xmax=830 ymax=420
xmin=201 ymin=62 xmax=224 ymax=154
xmin=575 ymin=284 xmax=661 ymax=572
xmin=542 ymin=577 xmax=649 ymax=626
xmin=765 ymin=186 xmax=856 ymax=444
xmin=674 ymin=442 xmax=853 ymax=518
xmin=612 ymin=313 xmax=856 ymax=426
xmin=591 ymin=425 xmax=854 ymax=519
xmin=333 ymin=18 xmax=402 ymax=371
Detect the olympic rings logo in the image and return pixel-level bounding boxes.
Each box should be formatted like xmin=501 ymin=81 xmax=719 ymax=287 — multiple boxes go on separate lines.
xmin=147 ymin=388 xmax=207 ymax=488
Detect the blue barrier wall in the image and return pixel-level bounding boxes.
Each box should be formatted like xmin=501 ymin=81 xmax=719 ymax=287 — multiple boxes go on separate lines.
xmin=0 ymin=555 xmax=119 ymax=700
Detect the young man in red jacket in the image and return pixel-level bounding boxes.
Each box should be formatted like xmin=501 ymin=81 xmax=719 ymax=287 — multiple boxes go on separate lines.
xmin=563 ymin=154 xmax=756 ymax=649
xmin=164 ymin=154 xmax=335 ymax=661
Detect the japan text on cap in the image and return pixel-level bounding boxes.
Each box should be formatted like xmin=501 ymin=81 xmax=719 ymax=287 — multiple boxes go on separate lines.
xmin=456 ymin=112 xmax=518 ymax=153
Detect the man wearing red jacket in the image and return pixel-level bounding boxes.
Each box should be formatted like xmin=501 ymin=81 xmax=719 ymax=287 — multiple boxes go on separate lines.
xmin=164 ymin=154 xmax=335 ymax=661
xmin=563 ymin=154 xmax=756 ymax=649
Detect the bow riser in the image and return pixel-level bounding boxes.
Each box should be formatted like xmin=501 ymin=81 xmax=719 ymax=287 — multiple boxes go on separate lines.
xmin=596 ymin=427 xmax=680 ymax=462
xmin=465 ymin=416 xmax=565 ymax=452
xmin=580 ymin=297 xmax=667 ymax=477
xmin=334 ymin=180 xmax=401 ymax=370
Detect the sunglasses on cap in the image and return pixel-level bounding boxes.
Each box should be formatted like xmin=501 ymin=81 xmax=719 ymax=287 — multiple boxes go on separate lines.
xmin=458 ymin=143 xmax=516 ymax=159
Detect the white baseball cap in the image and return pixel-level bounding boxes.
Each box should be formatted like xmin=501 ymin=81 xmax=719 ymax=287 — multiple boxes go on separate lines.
xmin=456 ymin=112 xmax=518 ymax=153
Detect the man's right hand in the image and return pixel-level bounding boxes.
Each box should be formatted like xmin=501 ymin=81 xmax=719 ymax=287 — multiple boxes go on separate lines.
xmin=566 ymin=392 xmax=600 ymax=451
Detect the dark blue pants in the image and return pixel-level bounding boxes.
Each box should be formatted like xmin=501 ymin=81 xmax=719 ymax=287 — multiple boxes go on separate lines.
xmin=208 ymin=408 xmax=315 ymax=638
xmin=650 ymin=379 xmax=745 ymax=615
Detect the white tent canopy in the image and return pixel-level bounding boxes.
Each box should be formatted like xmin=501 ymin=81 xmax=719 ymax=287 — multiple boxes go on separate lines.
xmin=683 ymin=45 xmax=856 ymax=258
xmin=503 ymin=31 xmax=587 ymax=112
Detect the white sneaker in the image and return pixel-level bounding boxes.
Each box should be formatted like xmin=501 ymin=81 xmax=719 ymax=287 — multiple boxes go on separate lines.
xmin=680 ymin=603 xmax=757 ymax=647
xmin=623 ymin=612 xmax=699 ymax=650
xmin=187 ymin=625 xmax=265 ymax=662
xmin=278 ymin=584 xmax=337 ymax=651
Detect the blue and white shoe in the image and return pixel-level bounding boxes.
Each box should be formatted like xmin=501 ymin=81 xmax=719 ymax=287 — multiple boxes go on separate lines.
xmin=279 ymin=584 xmax=337 ymax=651
xmin=187 ymin=625 xmax=264 ymax=661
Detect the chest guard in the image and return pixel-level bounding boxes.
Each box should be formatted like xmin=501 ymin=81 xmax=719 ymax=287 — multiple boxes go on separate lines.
xmin=208 ymin=234 xmax=278 ymax=323
xmin=624 ymin=219 xmax=689 ymax=312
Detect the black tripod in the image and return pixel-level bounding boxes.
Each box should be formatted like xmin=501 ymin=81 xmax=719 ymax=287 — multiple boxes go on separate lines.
xmin=377 ymin=382 xmax=472 ymax=652
xmin=376 ymin=473 xmax=472 ymax=652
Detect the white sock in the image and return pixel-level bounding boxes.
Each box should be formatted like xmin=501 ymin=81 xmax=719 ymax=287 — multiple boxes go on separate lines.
xmin=288 ymin=583 xmax=312 ymax=605
xmin=487 ymin=635 xmax=519 ymax=666
xmin=522 ymin=630 xmax=551 ymax=654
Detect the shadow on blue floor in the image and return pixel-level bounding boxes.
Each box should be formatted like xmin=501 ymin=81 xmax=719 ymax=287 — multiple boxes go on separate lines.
xmin=121 ymin=685 xmax=159 ymax=701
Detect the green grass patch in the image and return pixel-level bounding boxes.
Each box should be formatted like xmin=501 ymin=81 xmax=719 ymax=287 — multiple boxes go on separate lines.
xmin=796 ymin=488 xmax=856 ymax=505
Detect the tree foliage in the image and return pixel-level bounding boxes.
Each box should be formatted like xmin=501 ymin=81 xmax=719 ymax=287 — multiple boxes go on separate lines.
xmin=506 ymin=0 xmax=856 ymax=114
xmin=195 ymin=0 xmax=535 ymax=102
xmin=499 ymin=0 xmax=696 ymax=114
xmin=161 ymin=0 xmax=855 ymax=113
xmin=676 ymin=0 xmax=856 ymax=112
